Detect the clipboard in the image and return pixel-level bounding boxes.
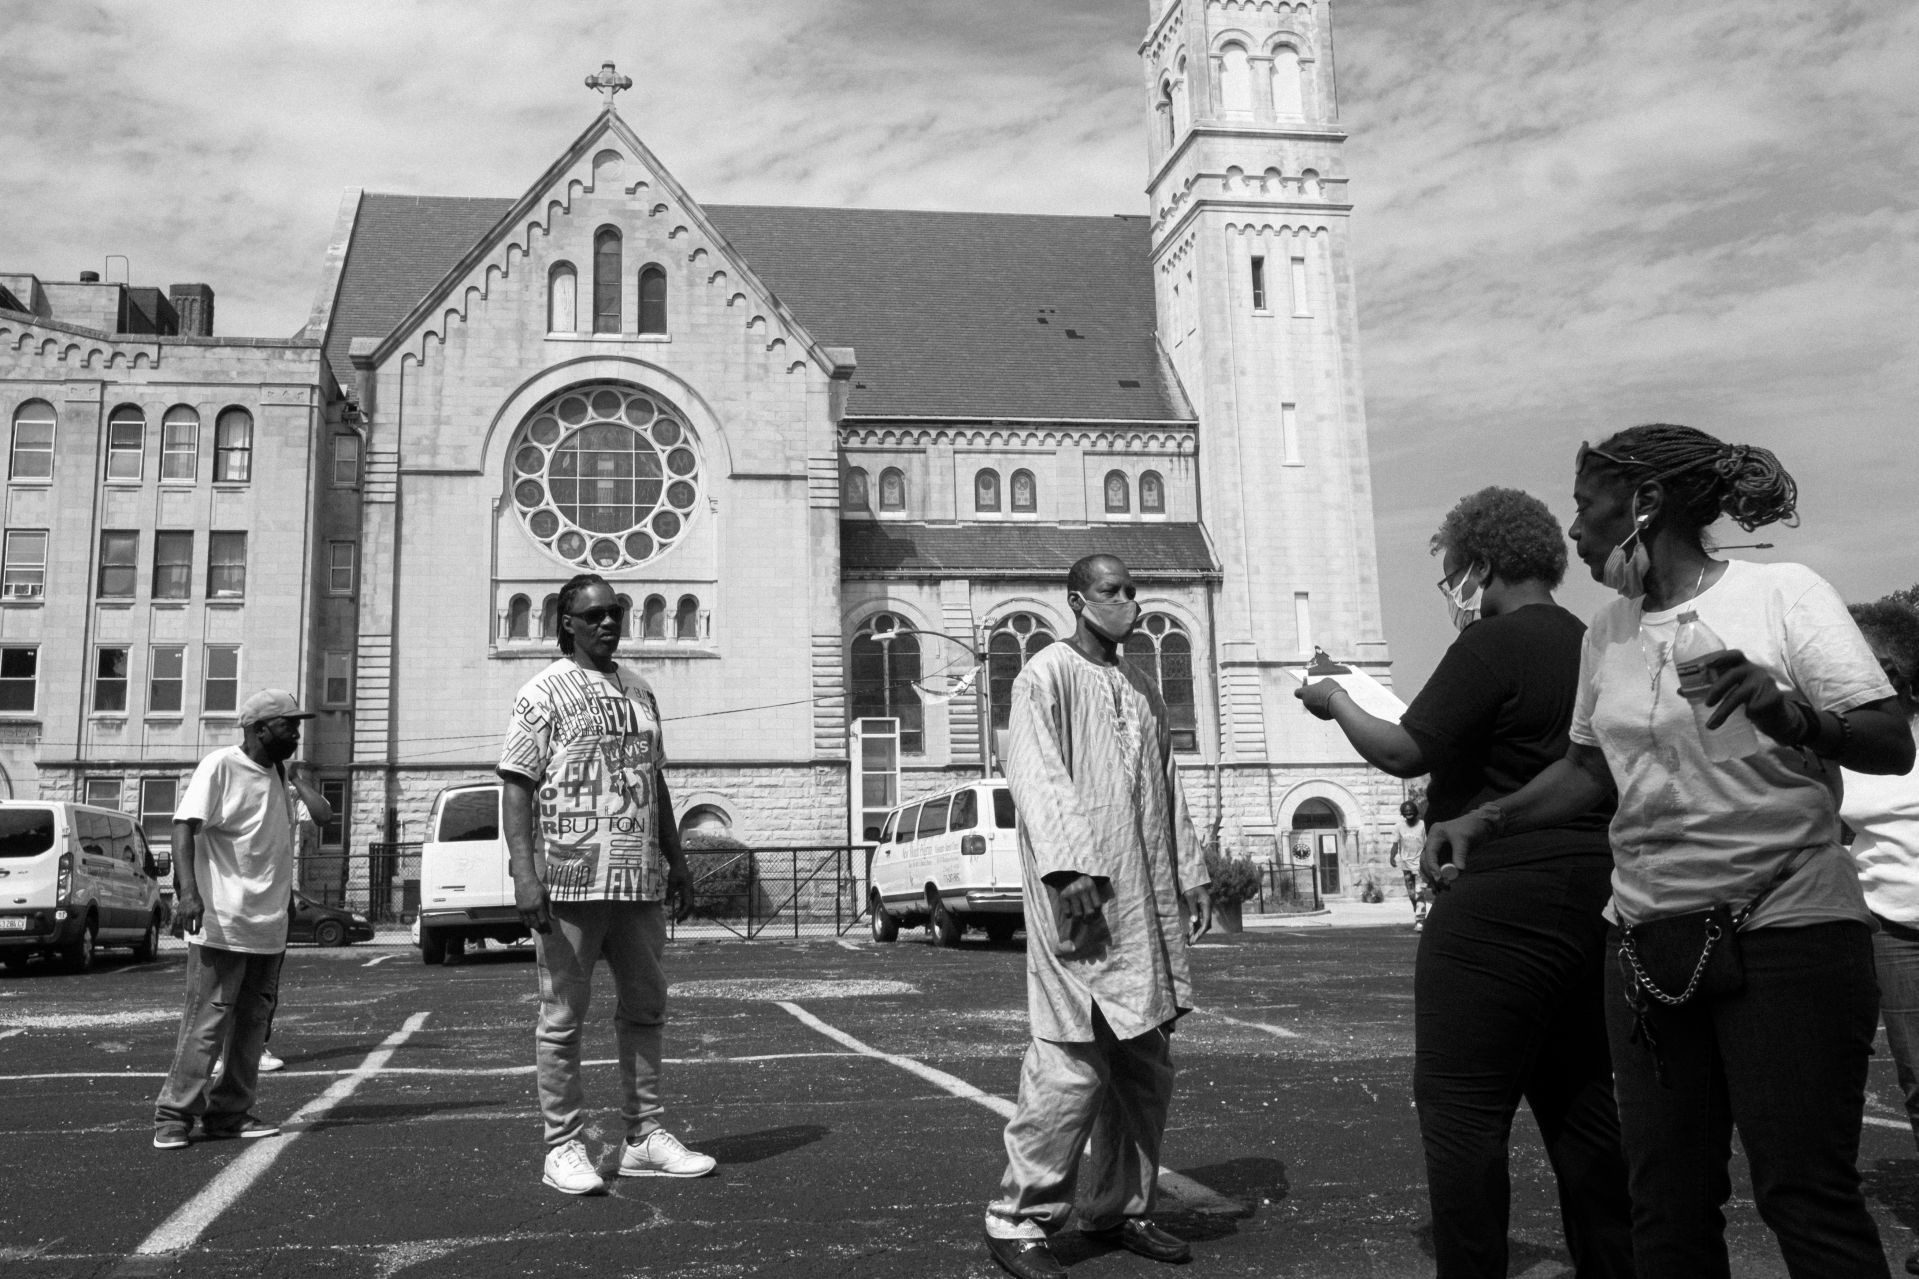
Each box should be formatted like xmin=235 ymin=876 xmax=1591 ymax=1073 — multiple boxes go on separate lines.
xmin=1285 ymin=657 xmax=1408 ymax=724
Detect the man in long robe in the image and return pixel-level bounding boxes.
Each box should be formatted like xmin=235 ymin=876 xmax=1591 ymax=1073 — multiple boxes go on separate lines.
xmin=983 ymin=554 xmax=1213 ymax=1279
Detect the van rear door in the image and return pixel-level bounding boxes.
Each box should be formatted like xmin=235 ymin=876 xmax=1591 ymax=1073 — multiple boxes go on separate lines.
xmin=422 ymin=787 xmax=504 ymax=912
xmin=988 ymin=787 xmax=1021 ymax=885
xmin=0 ymin=807 xmax=59 ymax=922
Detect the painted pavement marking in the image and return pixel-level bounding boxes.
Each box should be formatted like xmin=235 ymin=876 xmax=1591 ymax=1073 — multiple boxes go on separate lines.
xmin=1194 ymin=1007 xmax=1303 ymax=1039
xmin=129 ymin=1011 xmax=431 ymax=1258
xmin=777 ymin=1000 xmax=1244 ymax=1217
xmin=0 ymin=1028 xmax=22 ymax=1042
xmin=1865 ymin=1115 xmax=1913 ymax=1132
xmin=0 ymin=1051 xmax=860 ymax=1084
xmin=362 ymin=953 xmax=398 ymax=967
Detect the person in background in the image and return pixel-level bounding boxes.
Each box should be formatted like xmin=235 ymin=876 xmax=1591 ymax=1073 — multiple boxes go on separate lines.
xmin=1390 ymin=800 xmax=1428 ymax=928
xmin=153 ymin=690 xmax=330 ymax=1149
xmin=983 ymin=554 xmax=1213 ymax=1279
xmin=499 ymin=572 xmax=712 ymax=1196
xmin=1426 ymin=425 xmax=1913 ymax=1277
xmin=1840 ymin=597 xmax=1919 ymax=1276
xmin=1298 ymin=486 xmax=1633 ymax=1278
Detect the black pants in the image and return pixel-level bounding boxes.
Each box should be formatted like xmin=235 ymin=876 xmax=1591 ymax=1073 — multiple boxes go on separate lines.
xmin=1415 ymin=861 xmax=1634 ymax=1279
xmin=1605 ymin=920 xmax=1888 ymax=1278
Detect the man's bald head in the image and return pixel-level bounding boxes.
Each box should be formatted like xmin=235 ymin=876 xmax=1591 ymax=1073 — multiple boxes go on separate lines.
xmin=1067 ymin=553 xmax=1128 ymax=598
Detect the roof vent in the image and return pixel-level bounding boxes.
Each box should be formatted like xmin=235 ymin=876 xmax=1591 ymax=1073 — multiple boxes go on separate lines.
xmin=1036 ymin=317 xmax=1048 ymax=325
xmin=1117 ymin=379 xmax=1141 ymax=388
xmin=1065 ymin=329 xmax=1084 ymax=339
xmin=79 ymin=270 xmax=101 ymax=283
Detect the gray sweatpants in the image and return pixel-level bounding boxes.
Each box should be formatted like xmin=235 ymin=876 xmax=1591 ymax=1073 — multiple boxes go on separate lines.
xmin=154 ymin=944 xmax=283 ymax=1130
xmin=986 ymin=1006 xmax=1176 ymax=1237
xmin=534 ymin=899 xmax=667 ymax=1149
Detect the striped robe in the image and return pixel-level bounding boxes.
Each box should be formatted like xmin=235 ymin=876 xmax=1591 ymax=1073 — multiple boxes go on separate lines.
xmin=1005 ymin=641 xmax=1209 ymax=1042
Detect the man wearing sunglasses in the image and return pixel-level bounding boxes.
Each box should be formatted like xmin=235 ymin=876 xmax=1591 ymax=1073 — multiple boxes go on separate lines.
xmin=499 ymin=572 xmax=711 ymax=1195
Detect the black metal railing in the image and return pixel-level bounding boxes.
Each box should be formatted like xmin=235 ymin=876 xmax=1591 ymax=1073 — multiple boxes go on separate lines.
xmin=297 ymin=842 xmax=422 ymax=925
xmin=1250 ymin=862 xmax=1323 ymax=914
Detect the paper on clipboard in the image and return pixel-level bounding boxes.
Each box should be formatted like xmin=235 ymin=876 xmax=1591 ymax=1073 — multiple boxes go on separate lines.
xmin=1286 ymin=663 xmax=1408 ymax=724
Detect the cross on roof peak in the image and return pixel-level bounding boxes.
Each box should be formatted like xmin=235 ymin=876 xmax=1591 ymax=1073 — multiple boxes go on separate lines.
xmin=585 ymin=62 xmax=632 ymax=110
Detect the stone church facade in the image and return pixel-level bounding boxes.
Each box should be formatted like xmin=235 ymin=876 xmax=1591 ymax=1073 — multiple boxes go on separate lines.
xmin=0 ymin=1 xmax=1406 ymax=897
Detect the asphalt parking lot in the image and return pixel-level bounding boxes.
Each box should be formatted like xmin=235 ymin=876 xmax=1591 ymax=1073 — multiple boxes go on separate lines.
xmin=4 ymin=926 xmax=1919 ymax=1279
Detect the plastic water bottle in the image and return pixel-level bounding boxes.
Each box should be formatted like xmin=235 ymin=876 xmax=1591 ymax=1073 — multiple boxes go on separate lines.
xmin=1673 ymin=611 xmax=1760 ymax=762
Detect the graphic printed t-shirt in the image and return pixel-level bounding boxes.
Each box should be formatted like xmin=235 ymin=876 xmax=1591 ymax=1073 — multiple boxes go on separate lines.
xmin=1570 ymin=560 xmax=1894 ymax=928
xmin=173 ymin=745 xmax=297 ymax=954
xmin=1400 ymin=604 xmax=1613 ymax=870
xmin=499 ymin=659 xmax=667 ymax=903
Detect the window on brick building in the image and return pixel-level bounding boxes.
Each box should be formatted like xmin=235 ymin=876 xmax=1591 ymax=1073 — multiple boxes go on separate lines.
xmin=332 ymin=433 xmax=360 ymax=487
xmin=548 ymin=262 xmax=578 ymax=334
xmin=107 ymin=405 xmax=144 ymax=481
xmin=974 ymin=468 xmax=1001 ymax=513
xmin=506 ymin=594 xmax=531 ymax=640
xmin=851 ymin=612 xmax=923 ymax=754
xmin=1140 ymin=471 xmax=1166 ymax=515
xmin=1104 ymin=470 xmax=1130 ymax=515
xmin=98 ymin=531 xmax=138 ymax=599
xmin=203 ymin=645 xmax=240 ymax=713
xmin=208 ymin=532 xmax=246 ymax=599
xmin=639 ymin=265 xmax=667 ymax=334
xmin=84 ymin=778 xmax=122 ymax=810
xmin=1125 ymin=614 xmax=1198 ymax=751
xmin=642 ymin=594 xmax=667 ymax=640
xmin=323 ymin=650 xmax=352 ymax=706
xmin=214 ymin=408 xmax=252 ymax=482
xmin=319 ymin=779 xmax=347 ymax=846
xmin=593 ymin=228 xmax=622 ymax=333
xmin=94 ymin=647 xmax=130 ymax=713
xmin=616 ymin=594 xmax=634 ymax=638
xmin=1010 ymin=469 xmax=1036 ymax=514
xmin=844 ymin=467 xmax=870 ymax=512
xmin=2 ymin=530 xmax=46 ymax=600
xmin=0 ymin=646 xmax=37 ymax=713
xmin=328 ymin=541 xmax=356 ymax=596
xmin=139 ymin=778 xmax=177 ymax=857
xmin=675 ymin=594 xmax=700 ymax=640
xmin=10 ymin=400 xmax=55 ymax=481
xmin=541 ymin=594 xmax=559 ymax=638
xmin=988 ymin=613 xmax=1055 ymax=730
xmin=152 ymin=531 xmax=192 ymax=600
xmin=1250 ymin=256 xmax=1267 ymax=311
xmin=149 ymin=646 xmax=185 ymax=715
xmin=162 ymin=406 xmax=198 ymax=481
xmin=878 ymin=467 xmax=905 ymax=512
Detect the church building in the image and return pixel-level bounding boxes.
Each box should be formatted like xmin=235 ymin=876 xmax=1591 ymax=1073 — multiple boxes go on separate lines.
xmin=0 ymin=0 xmax=1403 ymax=899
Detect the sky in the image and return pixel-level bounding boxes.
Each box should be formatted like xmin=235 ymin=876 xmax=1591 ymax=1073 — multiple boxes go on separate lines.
xmin=5 ymin=0 xmax=1915 ymax=696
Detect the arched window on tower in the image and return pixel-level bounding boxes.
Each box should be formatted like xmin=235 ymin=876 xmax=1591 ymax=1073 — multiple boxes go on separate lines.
xmin=1123 ymin=614 xmax=1198 ymax=751
xmin=1301 ymin=169 xmax=1322 ymax=199
xmin=1219 ymin=44 xmax=1253 ymax=115
xmin=675 ymin=594 xmax=700 ymax=640
xmin=638 ymin=264 xmax=667 ymax=334
xmin=987 ymin=613 xmax=1056 ymax=730
xmin=548 ymin=262 xmax=577 ymax=333
xmin=850 ymin=613 xmax=924 ymax=754
xmin=593 ymin=227 xmax=622 ymax=333
xmin=974 ymin=468 xmax=1001 ymax=513
xmin=1010 ymin=469 xmax=1037 ymax=514
xmin=1271 ymin=46 xmax=1304 ymax=118
xmin=507 ymin=594 xmax=531 ymax=640
xmin=642 ymin=593 xmax=667 ymax=639
xmin=1157 ymin=81 xmax=1176 ymax=151
xmin=1140 ymin=471 xmax=1166 ymax=515
xmin=541 ymin=594 xmax=559 ymax=639
xmin=1104 ymin=470 xmax=1131 ymax=515
xmin=1174 ymin=58 xmax=1190 ymax=132
xmin=878 ymin=467 xmax=906 ymax=512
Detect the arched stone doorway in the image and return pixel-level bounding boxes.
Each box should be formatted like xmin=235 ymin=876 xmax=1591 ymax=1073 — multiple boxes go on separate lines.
xmin=1290 ymin=797 xmax=1345 ymax=897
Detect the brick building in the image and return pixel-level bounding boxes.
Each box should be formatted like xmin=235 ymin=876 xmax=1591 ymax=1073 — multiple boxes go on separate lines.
xmin=0 ymin=1 xmax=1407 ymax=898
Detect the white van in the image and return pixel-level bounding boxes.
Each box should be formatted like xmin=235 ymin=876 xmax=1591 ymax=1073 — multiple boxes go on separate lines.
xmin=866 ymin=781 xmax=1024 ymax=946
xmin=416 ymin=782 xmax=528 ymax=964
xmin=0 ymin=801 xmax=165 ymax=973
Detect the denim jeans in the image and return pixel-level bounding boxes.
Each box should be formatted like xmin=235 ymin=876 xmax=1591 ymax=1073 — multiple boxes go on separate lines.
xmin=1872 ymin=916 xmax=1919 ymax=1150
xmin=1605 ymin=920 xmax=1888 ymax=1278
xmin=1414 ymin=861 xmax=1634 ymax=1279
xmin=534 ymin=899 xmax=666 ymax=1149
xmin=153 ymin=944 xmax=284 ymax=1130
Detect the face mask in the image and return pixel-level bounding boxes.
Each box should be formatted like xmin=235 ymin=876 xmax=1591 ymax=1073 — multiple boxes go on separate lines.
xmin=1601 ymin=521 xmax=1651 ymax=598
xmin=1443 ymin=567 xmax=1483 ymax=632
xmin=1075 ymin=594 xmax=1140 ymax=643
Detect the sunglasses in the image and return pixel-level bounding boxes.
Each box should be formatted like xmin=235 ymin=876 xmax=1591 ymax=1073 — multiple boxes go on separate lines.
xmin=569 ymin=606 xmax=627 ymax=627
xmin=1575 ymin=441 xmax=1639 ymax=471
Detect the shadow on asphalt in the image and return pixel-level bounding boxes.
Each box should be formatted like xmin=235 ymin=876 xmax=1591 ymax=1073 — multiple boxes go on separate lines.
xmin=1174 ymin=1155 xmax=1289 ymax=1214
xmin=1412 ymin=1222 xmax=1571 ymax=1275
xmin=699 ymin=1123 xmax=830 ymax=1164
xmin=306 ymin=1098 xmax=518 ymax=1131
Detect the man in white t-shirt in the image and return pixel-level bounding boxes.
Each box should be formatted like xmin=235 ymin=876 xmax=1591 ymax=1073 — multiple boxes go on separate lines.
xmin=1389 ymin=800 xmax=1427 ymax=926
xmin=153 ymin=689 xmax=331 ymax=1149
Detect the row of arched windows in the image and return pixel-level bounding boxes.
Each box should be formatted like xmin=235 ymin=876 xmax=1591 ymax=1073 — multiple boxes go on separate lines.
xmin=1156 ymin=43 xmax=1308 ymax=149
xmin=10 ymin=400 xmax=252 ymax=484
xmin=548 ymin=228 xmax=667 ymax=335
xmin=844 ymin=466 xmax=1167 ymax=516
xmin=851 ymin=609 xmax=1198 ymax=754
xmin=503 ymin=591 xmax=702 ymax=642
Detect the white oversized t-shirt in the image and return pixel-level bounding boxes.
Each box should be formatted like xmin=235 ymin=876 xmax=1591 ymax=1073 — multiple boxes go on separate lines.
xmin=1842 ymin=729 xmax=1919 ymax=924
xmin=498 ymin=659 xmax=667 ymax=903
xmin=1570 ymin=560 xmax=1893 ymax=929
xmin=173 ymin=745 xmax=297 ymax=954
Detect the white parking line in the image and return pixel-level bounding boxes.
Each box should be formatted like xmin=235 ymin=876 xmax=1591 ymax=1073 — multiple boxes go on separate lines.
xmin=131 ymin=1010 xmax=431 ymax=1258
xmin=1195 ymin=1008 xmax=1302 ymax=1039
xmin=0 ymin=1050 xmax=860 ymax=1084
xmin=0 ymin=1028 xmax=22 ymax=1041
xmin=362 ymin=954 xmax=398 ymax=967
xmin=777 ymin=1001 xmax=1243 ymax=1217
xmin=835 ymin=938 xmax=861 ymax=952
xmin=1865 ymin=1115 xmax=1912 ymax=1132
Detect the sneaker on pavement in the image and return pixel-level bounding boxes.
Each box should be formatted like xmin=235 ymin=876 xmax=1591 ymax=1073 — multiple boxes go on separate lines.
xmin=258 ymin=1048 xmax=284 ymax=1072
xmin=543 ymin=1139 xmax=607 ymax=1195
xmin=153 ymin=1122 xmax=190 ymax=1150
xmin=618 ymin=1128 xmax=717 ymax=1178
xmin=203 ymin=1115 xmax=280 ymax=1140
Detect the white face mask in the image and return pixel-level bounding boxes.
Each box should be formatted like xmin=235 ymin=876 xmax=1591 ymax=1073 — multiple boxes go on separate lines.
xmin=1443 ymin=567 xmax=1483 ymax=632
xmin=1602 ymin=521 xmax=1651 ymax=598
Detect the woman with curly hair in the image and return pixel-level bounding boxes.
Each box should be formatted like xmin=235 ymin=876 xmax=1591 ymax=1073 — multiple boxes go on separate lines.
xmin=1841 ymin=597 xmax=1919 ymax=1274
xmin=1297 ymin=486 xmax=1633 ymax=1278
xmin=1427 ymin=425 xmax=1914 ymax=1277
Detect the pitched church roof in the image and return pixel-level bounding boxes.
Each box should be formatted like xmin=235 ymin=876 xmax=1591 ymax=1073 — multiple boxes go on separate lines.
xmin=841 ymin=522 xmax=1219 ymax=580
xmin=323 ymin=195 xmax=1192 ymax=423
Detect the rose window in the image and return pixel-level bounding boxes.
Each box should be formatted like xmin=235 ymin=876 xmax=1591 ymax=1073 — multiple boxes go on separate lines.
xmin=510 ymin=383 xmax=701 ymax=570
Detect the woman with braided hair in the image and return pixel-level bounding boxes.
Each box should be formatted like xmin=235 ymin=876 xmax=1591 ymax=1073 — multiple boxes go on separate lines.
xmin=1425 ymin=424 xmax=1914 ymax=1277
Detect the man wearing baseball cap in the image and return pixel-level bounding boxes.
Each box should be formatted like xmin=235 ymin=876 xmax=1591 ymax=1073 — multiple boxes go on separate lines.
xmin=152 ymin=689 xmax=331 ymax=1149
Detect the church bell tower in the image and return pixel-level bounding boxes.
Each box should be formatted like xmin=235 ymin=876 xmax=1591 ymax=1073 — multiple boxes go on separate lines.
xmin=1143 ymin=1 xmax=1391 ymax=779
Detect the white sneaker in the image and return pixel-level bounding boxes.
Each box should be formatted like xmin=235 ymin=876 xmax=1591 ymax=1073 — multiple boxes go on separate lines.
xmin=542 ymin=1139 xmax=606 ymax=1195
xmin=618 ymin=1128 xmax=717 ymax=1178
xmin=259 ymin=1048 xmax=284 ymax=1073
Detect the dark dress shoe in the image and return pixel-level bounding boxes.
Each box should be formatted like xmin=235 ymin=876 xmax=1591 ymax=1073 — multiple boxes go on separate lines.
xmin=985 ymin=1232 xmax=1067 ymax=1279
xmin=1084 ymin=1218 xmax=1191 ymax=1264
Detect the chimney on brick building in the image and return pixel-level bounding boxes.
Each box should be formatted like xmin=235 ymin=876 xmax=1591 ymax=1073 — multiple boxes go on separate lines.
xmin=170 ymin=283 xmax=214 ymax=337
